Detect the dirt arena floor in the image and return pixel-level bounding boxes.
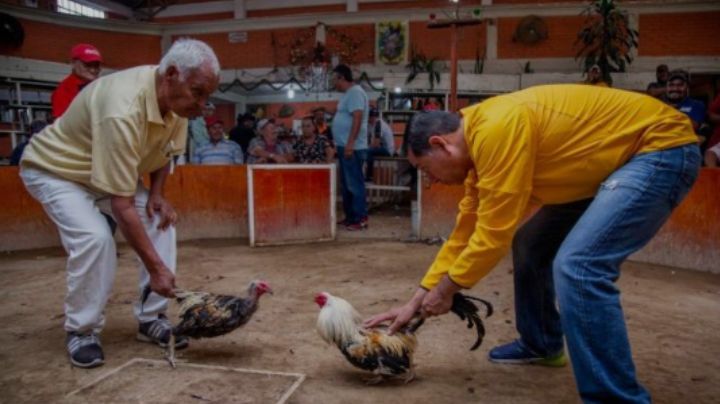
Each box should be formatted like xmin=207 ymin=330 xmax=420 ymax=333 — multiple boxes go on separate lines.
xmin=1 ymin=233 xmax=719 ymax=403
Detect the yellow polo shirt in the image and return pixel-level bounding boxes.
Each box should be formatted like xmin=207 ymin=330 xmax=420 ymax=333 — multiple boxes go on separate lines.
xmin=21 ymin=66 xmax=187 ymax=197
xmin=421 ymin=84 xmax=698 ymax=290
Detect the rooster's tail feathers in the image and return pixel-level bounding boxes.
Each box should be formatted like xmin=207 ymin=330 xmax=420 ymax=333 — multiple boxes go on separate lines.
xmin=450 ymin=293 xmax=494 ymax=351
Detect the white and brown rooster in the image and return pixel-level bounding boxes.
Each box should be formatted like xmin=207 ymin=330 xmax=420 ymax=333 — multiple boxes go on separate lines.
xmin=314 ymin=291 xmax=492 ymax=384
xmin=142 ymin=280 xmax=273 ymax=367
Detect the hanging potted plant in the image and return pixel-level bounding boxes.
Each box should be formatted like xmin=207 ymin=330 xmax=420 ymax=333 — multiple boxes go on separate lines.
xmin=405 ymin=47 xmax=441 ymax=90
xmin=575 ymin=0 xmax=639 ymax=85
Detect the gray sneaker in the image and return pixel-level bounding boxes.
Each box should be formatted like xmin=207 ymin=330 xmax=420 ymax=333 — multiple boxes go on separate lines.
xmin=66 ymin=332 xmax=104 ymax=368
xmin=137 ymin=314 xmax=189 ymax=349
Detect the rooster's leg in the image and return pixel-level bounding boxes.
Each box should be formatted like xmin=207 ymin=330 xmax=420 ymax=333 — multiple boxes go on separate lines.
xmin=165 ymin=334 xmax=176 ymax=369
xmin=402 ymin=368 xmax=416 ymax=384
xmin=364 ymin=373 xmax=385 ymax=385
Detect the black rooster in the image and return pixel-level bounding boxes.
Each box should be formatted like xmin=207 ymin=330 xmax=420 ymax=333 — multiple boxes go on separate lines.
xmin=142 ymin=280 xmax=273 ymax=367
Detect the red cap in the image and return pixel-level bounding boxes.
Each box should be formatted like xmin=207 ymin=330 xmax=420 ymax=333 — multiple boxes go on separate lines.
xmin=71 ymin=44 xmax=102 ymax=63
xmin=205 ymin=116 xmax=223 ymax=127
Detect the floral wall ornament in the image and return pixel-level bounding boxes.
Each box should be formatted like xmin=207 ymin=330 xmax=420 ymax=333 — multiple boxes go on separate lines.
xmin=376 ymin=21 xmax=408 ymax=65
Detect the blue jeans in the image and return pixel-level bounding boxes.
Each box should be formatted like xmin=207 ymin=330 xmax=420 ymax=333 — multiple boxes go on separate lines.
xmin=512 ymin=144 xmax=700 ymax=403
xmin=337 ymin=146 xmax=368 ymax=224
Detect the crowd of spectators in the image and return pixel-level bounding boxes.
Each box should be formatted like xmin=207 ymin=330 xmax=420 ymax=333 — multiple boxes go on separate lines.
xmin=9 ymin=45 xmax=720 ymax=174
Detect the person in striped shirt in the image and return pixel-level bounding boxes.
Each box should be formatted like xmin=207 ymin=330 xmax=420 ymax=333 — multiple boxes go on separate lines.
xmin=192 ymin=117 xmax=244 ymax=165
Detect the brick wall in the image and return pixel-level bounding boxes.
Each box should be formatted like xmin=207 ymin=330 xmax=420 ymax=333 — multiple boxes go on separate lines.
xmin=0 ymin=18 xmax=161 ymax=67
xmin=247 ymin=4 xmax=345 ymax=18
xmin=178 ymin=23 xmax=375 ymax=69
xmin=177 ymin=29 xmax=296 ymax=69
xmin=497 ymin=15 xmax=585 ymax=59
xmin=153 ymin=12 xmax=234 ymax=23
xmin=638 ymin=12 xmax=720 ymax=56
xmin=410 ymin=20 xmax=486 ymax=60
xmin=213 ymin=103 xmax=236 ymax=130
xmin=360 ymin=0 xmax=480 ymax=11
xmin=493 ymin=0 xmax=584 ymax=3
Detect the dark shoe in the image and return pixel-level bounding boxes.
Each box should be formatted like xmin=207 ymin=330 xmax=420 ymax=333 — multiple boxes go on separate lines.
xmin=66 ymin=332 xmax=104 ymax=368
xmin=137 ymin=314 xmax=189 ymax=349
xmin=337 ymin=218 xmax=349 ymax=226
xmin=488 ymin=339 xmax=566 ymax=367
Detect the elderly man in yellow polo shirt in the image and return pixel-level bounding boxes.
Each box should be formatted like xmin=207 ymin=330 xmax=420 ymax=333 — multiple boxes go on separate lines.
xmin=19 ymin=39 xmax=220 ymax=368
xmin=366 ymin=84 xmax=700 ymax=403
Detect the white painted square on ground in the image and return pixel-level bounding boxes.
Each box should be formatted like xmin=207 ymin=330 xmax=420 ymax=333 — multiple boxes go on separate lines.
xmin=66 ymin=358 xmax=305 ymax=404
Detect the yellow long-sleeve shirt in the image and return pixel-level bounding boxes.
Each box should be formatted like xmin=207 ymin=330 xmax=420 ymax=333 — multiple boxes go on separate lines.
xmin=420 ymin=84 xmax=698 ymax=290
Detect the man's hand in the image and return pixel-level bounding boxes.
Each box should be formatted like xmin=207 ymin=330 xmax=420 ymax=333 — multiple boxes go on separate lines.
xmin=149 ymin=266 xmax=176 ymax=297
xmin=421 ymin=275 xmax=462 ymax=317
xmin=343 ymin=146 xmax=354 ymax=160
xmin=421 ymin=286 xmax=454 ymax=316
xmin=146 ymin=194 xmax=177 ymax=230
xmin=363 ymin=288 xmax=427 ymax=335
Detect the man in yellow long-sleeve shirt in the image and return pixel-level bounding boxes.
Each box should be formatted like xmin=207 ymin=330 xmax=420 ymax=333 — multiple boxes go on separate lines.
xmin=366 ymin=84 xmax=700 ymax=403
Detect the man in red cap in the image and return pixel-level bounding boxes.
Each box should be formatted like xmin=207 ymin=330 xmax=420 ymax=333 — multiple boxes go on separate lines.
xmin=51 ymin=43 xmax=103 ymax=119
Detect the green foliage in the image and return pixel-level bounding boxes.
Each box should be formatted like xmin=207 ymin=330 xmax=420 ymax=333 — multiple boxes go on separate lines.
xmin=405 ymin=47 xmax=442 ymax=90
xmin=575 ymin=0 xmax=639 ymax=84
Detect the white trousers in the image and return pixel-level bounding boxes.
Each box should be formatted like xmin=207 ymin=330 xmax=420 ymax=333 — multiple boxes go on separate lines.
xmin=20 ymin=167 xmax=176 ymax=333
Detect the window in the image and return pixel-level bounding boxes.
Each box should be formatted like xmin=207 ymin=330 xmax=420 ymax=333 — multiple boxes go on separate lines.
xmin=57 ymin=0 xmax=106 ymax=19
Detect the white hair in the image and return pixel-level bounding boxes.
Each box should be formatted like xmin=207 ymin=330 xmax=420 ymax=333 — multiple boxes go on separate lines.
xmin=158 ymin=38 xmax=220 ymax=81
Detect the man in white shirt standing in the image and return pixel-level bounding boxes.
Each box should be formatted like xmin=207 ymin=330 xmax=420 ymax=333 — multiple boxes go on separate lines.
xmin=20 ymin=39 xmax=220 ymax=368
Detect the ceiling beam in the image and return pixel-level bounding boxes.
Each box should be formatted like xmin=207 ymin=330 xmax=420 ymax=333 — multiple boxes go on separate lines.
xmin=73 ymin=0 xmax=134 ymax=17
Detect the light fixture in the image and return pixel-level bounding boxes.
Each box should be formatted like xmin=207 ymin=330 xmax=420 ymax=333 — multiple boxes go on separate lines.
xmin=394 ymin=86 xmax=402 ymax=94
xmin=287 ymin=89 xmax=295 ymax=99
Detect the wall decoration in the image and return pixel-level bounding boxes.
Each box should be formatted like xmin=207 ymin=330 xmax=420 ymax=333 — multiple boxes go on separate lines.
xmin=246 ymin=104 xmax=268 ymax=120
xmin=376 ymin=21 xmax=408 ymax=65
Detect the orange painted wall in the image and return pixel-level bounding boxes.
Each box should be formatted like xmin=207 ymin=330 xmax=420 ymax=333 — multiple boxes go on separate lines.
xmin=0 ymin=166 xmax=250 ymax=251
xmin=419 ymin=179 xmax=465 ymax=239
xmin=632 ymin=168 xmax=720 ymax=272
xmin=497 ymin=15 xmax=585 ymax=59
xmin=638 ymin=12 xmax=720 ymax=56
xmin=0 ymin=167 xmax=57 ymax=250
xmin=0 ymin=18 xmax=162 ymax=68
xmin=250 ymin=167 xmax=333 ymax=245
xmin=420 ymin=169 xmax=720 ymax=273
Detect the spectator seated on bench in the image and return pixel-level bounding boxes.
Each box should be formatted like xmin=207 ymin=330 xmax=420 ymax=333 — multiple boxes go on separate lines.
xmin=247 ymin=119 xmax=294 ymax=164
xmin=294 ymin=116 xmax=334 ymax=164
xmin=191 ymin=117 xmax=244 ymax=165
